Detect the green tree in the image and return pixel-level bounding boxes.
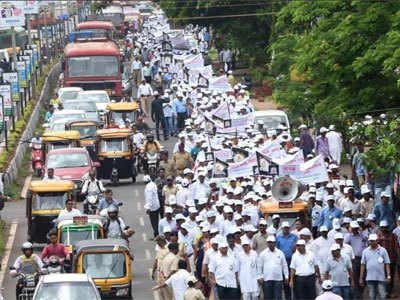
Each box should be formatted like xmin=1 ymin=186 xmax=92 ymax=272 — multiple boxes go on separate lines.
xmin=269 ymin=1 xmax=400 ymax=128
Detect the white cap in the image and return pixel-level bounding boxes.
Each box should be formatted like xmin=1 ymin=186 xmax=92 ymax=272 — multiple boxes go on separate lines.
xmin=272 ymin=214 xmax=280 ymax=220
xmin=343 ymin=217 xmax=352 ymax=224
xmin=267 ymin=236 xmax=276 ymax=242
xmin=360 ymin=184 xmax=370 ymax=194
xmin=188 ymin=207 xmax=197 ymax=214
xmin=368 ymin=233 xmax=378 ymax=241
xmin=210 ymin=227 xmax=219 ymax=234
xmin=379 ymin=220 xmax=389 ymax=227
xmin=218 ymin=241 xmax=228 ymax=249
xmin=143 ymin=175 xmax=151 ymax=182
xmin=281 ymin=221 xmax=290 ymax=228
xmin=381 ymin=191 xmax=391 ymax=198
xmin=330 ymin=244 xmax=340 ymax=251
xmin=165 ymin=207 xmax=173 ymax=214
xmin=367 ymin=213 xmax=376 ymax=221
xmin=234 ymin=214 xmax=243 ymax=221
xmin=175 ymin=214 xmax=186 ymax=220
xmin=319 ymin=225 xmax=328 ymax=232
xmin=259 ymin=219 xmax=267 ymax=226
xmin=334 ymin=232 xmax=344 ymax=240
xmin=326 ymin=183 xmax=334 ymax=189
xmin=224 ymin=206 xmax=233 ymax=213
xmin=241 ymin=236 xmax=250 ymax=245
xmin=350 ymin=221 xmax=359 ymax=228
xmin=326 ymin=195 xmax=335 ymax=202
xmin=210 ymin=238 xmax=218 ymax=245
xmin=322 ymin=280 xmax=333 ymax=290
xmin=299 ymin=228 xmax=312 ymax=236
xmin=207 ymin=210 xmax=216 ymax=218
xmin=320 ymin=127 xmax=328 ymax=133
xmin=267 ymin=227 xmax=277 ymax=235
xmin=296 ymin=239 xmax=306 ymax=246
xmin=163 ymin=225 xmax=171 ymax=233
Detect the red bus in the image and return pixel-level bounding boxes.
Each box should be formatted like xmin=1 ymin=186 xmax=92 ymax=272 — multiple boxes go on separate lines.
xmin=63 ymin=41 xmax=122 ymax=99
xmin=76 ymin=21 xmax=115 ymax=40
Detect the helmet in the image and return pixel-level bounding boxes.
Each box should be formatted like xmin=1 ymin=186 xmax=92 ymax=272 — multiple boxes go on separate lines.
xmin=147 ymin=133 xmax=154 ymax=140
xmin=22 ymin=242 xmax=33 ymax=251
xmin=107 ymin=205 xmax=118 ymax=214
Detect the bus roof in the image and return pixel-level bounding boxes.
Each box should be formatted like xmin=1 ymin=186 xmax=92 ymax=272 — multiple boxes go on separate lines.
xmin=77 ymin=21 xmax=113 ymax=30
xmin=65 ymin=41 xmax=119 ymax=57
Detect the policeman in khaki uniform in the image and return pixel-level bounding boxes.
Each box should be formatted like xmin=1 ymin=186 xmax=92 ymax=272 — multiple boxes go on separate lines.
xmin=173 ymin=143 xmax=194 ymax=176
xmin=159 ymin=242 xmax=180 ymax=300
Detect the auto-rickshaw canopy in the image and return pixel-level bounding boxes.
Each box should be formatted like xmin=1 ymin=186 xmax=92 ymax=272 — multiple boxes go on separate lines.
xmin=106 ymin=102 xmax=139 ymax=111
xmin=75 ymin=238 xmax=131 ymax=256
xmin=96 ymin=128 xmax=132 ymax=139
xmin=42 ymin=130 xmax=81 ymax=142
xmin=29 ymin=180 xmax=75 ymax=193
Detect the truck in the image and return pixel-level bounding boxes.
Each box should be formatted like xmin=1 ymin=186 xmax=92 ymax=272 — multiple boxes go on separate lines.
xmin=62 ymin=40 xmax=122 ymax=99
xmin=76 ymin=21 xmax=115 ymax=40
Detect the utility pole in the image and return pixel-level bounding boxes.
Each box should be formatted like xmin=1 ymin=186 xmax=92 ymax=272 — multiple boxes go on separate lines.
xmin=11 ymin=27 xmax=17 ymax=65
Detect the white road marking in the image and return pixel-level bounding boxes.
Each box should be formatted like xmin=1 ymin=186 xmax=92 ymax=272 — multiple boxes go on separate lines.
xmin=0 ymin=220 xmax=18 ymax=285
xmin=145 ymin=249 xmax=151 ymax=260
xmin=142 ymin=232 xmax=147 ymax=241
xmin=139 ymin=217 xmax=145 ymax=226
xmin=137 ymin=202 xmax=141 ymax=211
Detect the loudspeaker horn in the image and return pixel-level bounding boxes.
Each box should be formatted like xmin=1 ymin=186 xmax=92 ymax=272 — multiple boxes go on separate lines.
xmin=271 ymin=176 xmax=303 ymax=202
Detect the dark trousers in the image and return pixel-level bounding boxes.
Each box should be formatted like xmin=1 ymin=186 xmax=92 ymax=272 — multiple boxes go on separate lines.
xmin=283 ymin=259 xmax=292 ymax=300
xmin=149 ymin=209 xmax=159 ymax=237
xmin=154 ymin=116 xmax=168 ymax=140
xmin=263 ymin=280 xmax=283 ymax=300
xmin=176 ymin=112 xmax=186 ymax=132
xmin=216 ymin=285 xmax=240 ymax=300
xmin=144 ymin=75 xmax=151 ymax=84
xmin=332 ymin=286 xmax=352 ymax=300
xmin=352 ymin=257 xmax=364 ymax=299
xmin=294 ymin=275 xmax=316 ymax=300
xmin=387 ymin=262 xmax=396 ymax=294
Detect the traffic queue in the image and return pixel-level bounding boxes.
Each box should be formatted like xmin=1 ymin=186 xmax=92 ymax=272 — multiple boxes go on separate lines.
xmin=6 ymin=1 xmax=398 ymax=300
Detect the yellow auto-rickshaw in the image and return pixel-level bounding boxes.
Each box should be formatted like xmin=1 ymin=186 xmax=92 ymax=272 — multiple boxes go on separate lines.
xmin=42 ymin=130 xmax=81 ymax=154
xmin=95 ymin=128 xmax=137 ymax=185
xmin=56 ymin=215 xmax=105 ymax=254
xmin=106 ymin=102 xmax=140 ymax=127
xmin=65 ymin=120 xmax=101 ymax=161
xmin=26 ymin=180 xmax=75 ymax=243
xmin=74 ymin=239 xmax=132 ymax=298
xmin=259 ymin=199 xmax=309 ymax=227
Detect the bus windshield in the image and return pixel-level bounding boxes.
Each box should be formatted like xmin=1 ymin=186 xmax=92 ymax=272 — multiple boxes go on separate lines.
xmin=68 ymin=56 xmax=119 ymax=78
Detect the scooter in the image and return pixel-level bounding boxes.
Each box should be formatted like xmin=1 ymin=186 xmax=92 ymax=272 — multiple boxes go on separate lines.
xmin=110 ymin=158 xmax=119 ymax=186
xmin=43 ymin=256 xmax=64 ymax=274
xmin=84 ymin=194 xmax=101 ymax=215
xmin=146 ymin=151 xmax=159 ymax=177
xmin=31 ymin=144 xmax=43 ymax=178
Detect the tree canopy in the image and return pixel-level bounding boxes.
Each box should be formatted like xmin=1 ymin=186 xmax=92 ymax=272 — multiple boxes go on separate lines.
xmin=269 ymin=1 xmax=400 ymax=127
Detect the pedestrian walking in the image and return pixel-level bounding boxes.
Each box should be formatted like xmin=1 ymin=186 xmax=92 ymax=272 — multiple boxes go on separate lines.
xmin=184 ymin=276 xmax=206 ymax=300
xmin=137 ymin=79 xmax=153 ymax=116
xmin=316 ymin=127 xmax=331 ymax=159
xmin=173 ymin=94 xmax=188 ymax=132
xmin=316 ymin=280 xmax=344 ymax=300
xmin=289 ymin=239 xmax=322 ymax=300
xmin=144 ymin=175 xmax=161 ymax=238
xmin=326 ymin=125 xmax=343 ymax=164
xmin=360 ymin=233 xmax=391 ymax=300
xmin=238 ymin=237 xmax=259 ymax=300
xmin=131 ymin=56 xmax=142 ymax=86
xmin=258 ymin=235 xmax=288 ymax=300
xmin=151 ymin=91 xmax=168 ymax=141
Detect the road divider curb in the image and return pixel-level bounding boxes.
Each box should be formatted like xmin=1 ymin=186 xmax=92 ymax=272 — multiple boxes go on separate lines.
xmin=20 ymin=175 xmax=32 ymax=200
xmin=0 ymin=220 xmax=18 ymax=286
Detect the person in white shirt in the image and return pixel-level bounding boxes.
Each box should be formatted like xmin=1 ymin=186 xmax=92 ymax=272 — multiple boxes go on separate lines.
xmin=29 ymin=132 xmax=42 ymax=149
xmin=190 ymin=174 xmax=210 ymax=202
xmin=137 ymin=80 xmax=153 ymax=116
xmin=310 ymin=226 xmax=332 ymax=275
xmin=178 ymin=223 xmax=195 ymax=257
xmin=176 ymin=180 xmax=191 ymax=208
xmin=209 ymin=241 xmax=240 ymax=300
xmin=144 ymin=175 xmax=160 ymax=238
xmin=58 ymin=199 xmax=81 ymax=219
xmin=333 ymin=232 xmax=355 ymax=261
xmin=130 ymin=56 xmax=142 ymax=86
xmin=153 ymin=260 xmax=191 ymax=300
xmin=290 ymin=239 xmax=322 ymax=300
xmin=258 ymin=235 xmax=288 ymax=300
xmin=326 ymin=125 xmax=343 ymax=164
xmin=42 ymin=168 xmax=60 ymax=181
xmin=237 ymin=237 xmax=259 ymax=300
xmin=159 ymin=206 xmax=177 ymax=234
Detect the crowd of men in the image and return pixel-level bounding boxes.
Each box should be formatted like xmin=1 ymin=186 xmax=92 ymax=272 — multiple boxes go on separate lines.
xmin=116 ymin=9 xmax=400 ymax=300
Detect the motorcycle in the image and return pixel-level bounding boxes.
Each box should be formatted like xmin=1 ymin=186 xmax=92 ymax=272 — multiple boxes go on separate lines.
xmin=31 ymin=143 xmax=43 ymax=178
xmin=84 ymin=194 xmax=101 ymax=215
xmin=43 ymin=256 xmax=65 ymax=274
xmin=11 ymin=265 xmax=41 ymax=300
xmin=146 ymin=151 xmax=159 ymax=177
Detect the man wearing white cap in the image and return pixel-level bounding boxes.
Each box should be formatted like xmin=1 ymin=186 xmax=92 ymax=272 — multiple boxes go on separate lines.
xmin=316 ymin=280 xmax=343 ymax=300
xmin=326 ymin=125 xmax=343 ymax=164
xmin=209 ymin=241 xmax=240 ymax=300
xmin=318 ymin=197 xmax=343 ymax=231
xmin=373 ymin=191 xmax=395 ymax=230
xmin=316 ymin=127 xmax=331 ymax=159
xmin=333 ymin=232 xmax=355 ymax=262
xmin=159 ymin=207 xmax=177 ymax=235
xmin=238 ymin=237 xmax=259 ymax=300
xmin=324 ymin=244 xmax=353 ymax=300
xmin=289 ymin=239 xmax=321 ymax=300
xmin=144 ymin=175 xmax=161 ymax=238
xmin=310 ymin=226 xmax=331 ymax=275
xmin=359 ymin=184 xmax=375 ymax=217
xmin=360 ymin=234 xmax=390 ymax=300
xmin=252 ymin=219 xmax=268 ymax=254
xmin=340 ymin=186 xmax=360 ymax=217
xmin=201 ymin=238 xmax=219 ymax=300
xmin=258 ymin=235 xmax=288 ymax=300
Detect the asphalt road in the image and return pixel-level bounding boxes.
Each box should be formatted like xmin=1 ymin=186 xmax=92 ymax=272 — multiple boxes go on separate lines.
xmin=1 ymin=76 xmax=173 ymax=299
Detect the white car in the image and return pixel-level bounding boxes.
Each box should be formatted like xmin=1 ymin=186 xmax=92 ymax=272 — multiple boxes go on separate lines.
xmin=57 ymin=87 xmax=83 ymax=103
xmin=75 ymin=90 xmax=110 ymax=112
xmin=33 ymin=274 xmax=101 ymax=300
xmin=254 ymin=110 xmax=290 ymax=133
xmin=44 ymin=109 xmax=87 ymax=129
xmin=48 ymin=118 xmax=71 ymax=132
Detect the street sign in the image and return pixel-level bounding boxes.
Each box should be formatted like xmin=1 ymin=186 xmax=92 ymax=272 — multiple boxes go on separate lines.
xmin=2 ymin=72 xmax=19 ymax=101
xmin=16 ymin=61 xmax=27 ymax=88
xmin=0 ymin=85 xmax=12 ymax=118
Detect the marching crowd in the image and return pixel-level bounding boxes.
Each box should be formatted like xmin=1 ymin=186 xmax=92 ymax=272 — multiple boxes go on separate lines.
xmin=119 ymin=10 xmax=400 ymax=300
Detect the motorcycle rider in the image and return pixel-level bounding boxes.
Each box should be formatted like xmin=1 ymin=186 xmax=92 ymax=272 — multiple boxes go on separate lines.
xmin=81 ymin=169 xmax=105 ymax=214
xmin=10 ymin=242 xmax=45 ymax=298
xmin=96 ymin=189 xmax=119 ymax=215
xmin=40 ymin=230 xmax=70 ymax=267
xmin=103 ymin=205 xmax=134 ymax=239
xmin=30 ymin=131 xmax=43 ymax=173
xmin=142 ymin=133 xmax=162 ymax=173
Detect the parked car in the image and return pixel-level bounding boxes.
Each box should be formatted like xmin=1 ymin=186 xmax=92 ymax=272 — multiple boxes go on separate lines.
xmin=33 ymin=274 xmax=101 ymax=300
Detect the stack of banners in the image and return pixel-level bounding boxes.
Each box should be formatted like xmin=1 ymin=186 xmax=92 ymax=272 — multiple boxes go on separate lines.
xmin=0 ymin=1 xmax=25 ymax=27
xmin=208 ymin=75 xmax=231 ymax=92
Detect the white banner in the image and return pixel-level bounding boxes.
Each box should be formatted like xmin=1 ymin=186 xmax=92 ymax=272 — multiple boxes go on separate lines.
xmin=209 ymin=75 xmax=231 ymax=92
xmin=0 ymin=1 xmax=25 ymax=26
xmin=214 ymin=149 xmax=233 ymax=162
xmin=24 ymin=0 xmax=39 ymax=14
xmin=228 ymin=153 xmax=257 ymax=178
xmin=295 ymin=155 xmax=329 ymax=184
xmin=211 ymin=101 xmax=230 ymax=120
xmin=260 ymin=140 xmax=283 ymax=160
xmin=184 ymin=54 xmax=204 ymax=69
xmin=216 ymin=114 xmax=254 ymax=133
xmin=277 ymin=151 xmax=304 ymax=177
